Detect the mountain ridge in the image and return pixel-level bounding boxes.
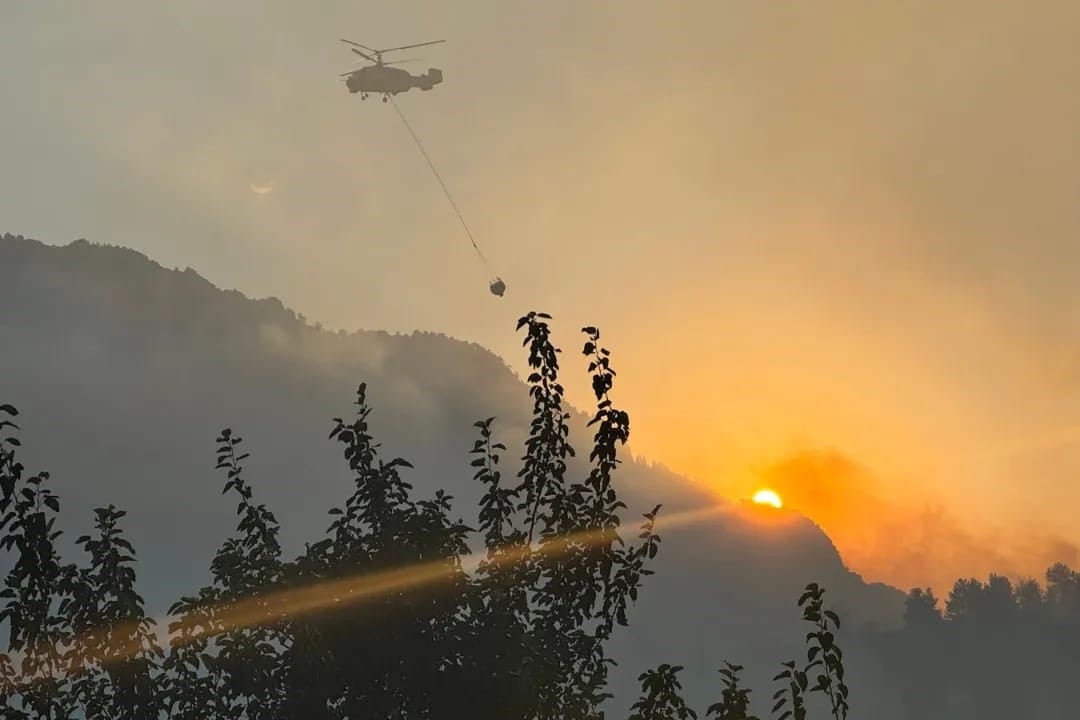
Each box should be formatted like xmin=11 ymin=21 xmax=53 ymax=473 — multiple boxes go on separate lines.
xmin=0 ymin=231 xmax=906 ymax=713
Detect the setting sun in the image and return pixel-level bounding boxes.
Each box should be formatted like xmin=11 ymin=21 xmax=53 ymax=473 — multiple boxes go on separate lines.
xmin=752 ymin=488 xmax=783 ymax=509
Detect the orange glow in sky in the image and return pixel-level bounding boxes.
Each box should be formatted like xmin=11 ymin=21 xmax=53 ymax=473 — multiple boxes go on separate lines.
xmin=4 ymin=2 xmax=1079 ymax=603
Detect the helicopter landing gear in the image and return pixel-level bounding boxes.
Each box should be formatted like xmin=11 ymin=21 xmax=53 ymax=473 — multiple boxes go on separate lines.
xmin=360 ymin=92 xmax=369 ymax=100
xmin=382 ymin=94 xmax=389 ymax=103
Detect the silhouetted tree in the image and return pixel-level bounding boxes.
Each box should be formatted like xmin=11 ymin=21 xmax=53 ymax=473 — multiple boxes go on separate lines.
xmin=64 ymin=505 xmax=162 ymax=719
xmin=627 ymin=664 xmax=698 ymax=720
xmin=901 ymin=588 xmax=942 ymax=628
xmin=867 ymin=565 xmax=1080 ymax=720
xmin=1 ymin=314 xmax=857 ymax=719
xmin=0 ymin=402 xmax=76 ymax=719
xmin=706 ymin=663 xmax=759 ymax=720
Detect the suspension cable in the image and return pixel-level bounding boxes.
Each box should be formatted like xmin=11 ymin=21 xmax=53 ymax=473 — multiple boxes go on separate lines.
xmin=388 ymin=95 xmax=491 ymax=271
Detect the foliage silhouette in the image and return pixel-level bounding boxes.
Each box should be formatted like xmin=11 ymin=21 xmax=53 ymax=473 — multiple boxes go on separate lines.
xmin=627 ymin=582 xmax=852 ymax=719
xmin=0 ymin=314 xmax=862 ymax=718
xmin=627 ymin=664 xmax=698 ymax=720
xmin=799 ymin=583 xmax=848 ymax=720
xmin=706 ymin=663 xmax=759 ymax=720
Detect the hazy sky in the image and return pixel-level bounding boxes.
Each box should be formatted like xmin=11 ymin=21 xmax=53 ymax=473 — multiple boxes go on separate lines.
xmin=3 ymin=1 xmax=1080 ymax=594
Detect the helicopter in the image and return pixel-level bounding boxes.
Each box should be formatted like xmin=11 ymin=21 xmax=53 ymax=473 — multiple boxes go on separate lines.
xmin=339 ymin=39 xmax=445 ymax=101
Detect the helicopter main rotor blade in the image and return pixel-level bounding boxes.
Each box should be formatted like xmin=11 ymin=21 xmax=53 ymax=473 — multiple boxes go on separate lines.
xmin=374 ymin=40 xmax=445 ymax=54
xmin=383 ymin=57 xmax=422 ymax=65
xmin=350 ymin=47 xmax=377 ymax=62
xmin=340 ymin=38 xmax=379 ymax=53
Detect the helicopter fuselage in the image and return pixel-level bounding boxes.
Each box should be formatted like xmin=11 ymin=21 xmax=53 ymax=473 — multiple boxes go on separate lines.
xmin=345 ymin=64 xmax=443 ymax=98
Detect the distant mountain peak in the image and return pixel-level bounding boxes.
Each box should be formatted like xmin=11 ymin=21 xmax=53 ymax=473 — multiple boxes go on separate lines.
xmin=1 ymin=229 xmax=906 ymax=710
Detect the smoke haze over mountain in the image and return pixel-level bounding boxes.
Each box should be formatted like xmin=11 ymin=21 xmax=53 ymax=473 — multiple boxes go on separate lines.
xmin=4 ymin=234 xmax=1079 ymax=718
xmin=0 ymin=233 xmax=906 ymax=713
xmin=3 ymin=2 xmax=1079 ymax=594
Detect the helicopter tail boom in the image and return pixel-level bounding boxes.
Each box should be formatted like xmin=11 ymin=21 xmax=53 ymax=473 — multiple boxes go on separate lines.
xmin=418 ymin=68 xmax=443 ymax=90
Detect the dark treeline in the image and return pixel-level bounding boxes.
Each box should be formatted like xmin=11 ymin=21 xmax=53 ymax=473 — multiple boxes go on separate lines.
xmin=860 ymin=566 xmax=1080 ymax=719
xmin=0 ymin=312 xmax=850 ymax=720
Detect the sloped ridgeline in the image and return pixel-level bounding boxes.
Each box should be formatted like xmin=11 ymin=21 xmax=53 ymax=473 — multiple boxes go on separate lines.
xmin=0 ymin=232 xmax=904 ymax=714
